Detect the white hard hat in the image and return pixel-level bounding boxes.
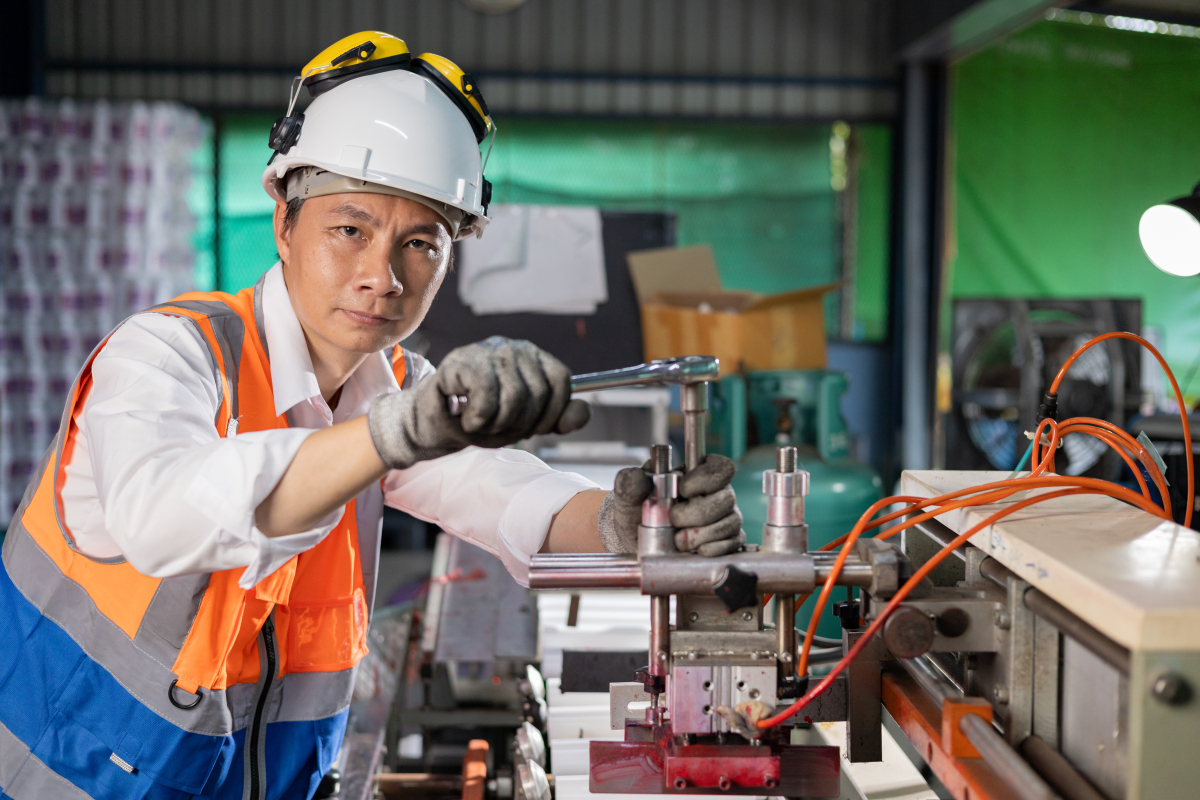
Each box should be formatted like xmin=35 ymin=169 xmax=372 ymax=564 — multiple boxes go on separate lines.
xmin=261 ymin=32 xmax=492 ymax=239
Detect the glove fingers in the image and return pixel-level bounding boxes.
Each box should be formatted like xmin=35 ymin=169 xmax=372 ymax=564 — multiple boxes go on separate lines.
xmin=554 ymin=399 xmax=592 ymax=435
xmin=678 ymin=454 xmax=737 ymax=498
xmin=487 ymin=341 xmax=529 ymax=436
xmin=695 ymin=529 xmax=745 ymax=557
xmin=670 ymin=485 xmax=736 ymax=528
xmin=613 ymin=466 xmax=653 ymax=505
xmin=437 ymin=351 xmax=499 ymax=435
xmin=674 ymin=510 xmax=743 ymax=552
xmin=532 ymin=349 xmax=573 ymax=436
xmin=510 ymin=344 xmax=552 ymax=437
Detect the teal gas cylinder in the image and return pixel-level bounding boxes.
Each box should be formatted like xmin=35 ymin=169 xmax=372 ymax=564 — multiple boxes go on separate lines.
xmin=708 ymin=370 xmax=883 ymax=641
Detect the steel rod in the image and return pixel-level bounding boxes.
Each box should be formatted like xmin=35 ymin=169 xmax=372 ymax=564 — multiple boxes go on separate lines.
xmin=899 ymin=656 xmax=1061 ymax=800
xmin=527 ymin=565 xmax=642 ymax=590
xmin=776 ymin=594 xmax=797 ymax=679
xmin=959 ymin=715 xmax=1061 ymax=800
xmin=1019 ymin=735 xmax=1108 ymax=800
xmin=979 ymin=558 xmax=1130 ymax=675
xmin=649 ymin=595 xmax=670 ymax=678
xmin=897 ymin=656 xmax=960 ymax=704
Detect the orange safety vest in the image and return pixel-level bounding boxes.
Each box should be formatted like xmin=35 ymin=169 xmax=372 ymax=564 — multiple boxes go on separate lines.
xmin=0 ymin=278 xmax=418 ymax=800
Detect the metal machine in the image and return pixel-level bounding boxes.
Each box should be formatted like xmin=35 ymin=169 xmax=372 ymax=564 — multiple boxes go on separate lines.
xmin=525 ymin=356 xmax=1200 ymax=800
xmin=347 ymin=355 xmax=1200 ymax=800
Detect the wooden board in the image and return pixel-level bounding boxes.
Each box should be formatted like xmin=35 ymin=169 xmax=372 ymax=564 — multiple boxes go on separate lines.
xmin=900 ymin=470 xmax=1200 ymax=652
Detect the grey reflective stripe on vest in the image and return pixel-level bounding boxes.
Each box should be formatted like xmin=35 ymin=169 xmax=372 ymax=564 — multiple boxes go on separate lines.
xmin=2 ymin=519 xmax=238 ymax=735
xmin=149 ymin=300 xmax=246 ymax=422
xmin=0 ymin=719 xmax=92 ymax=800
xmin=2 ymin=516 xmax=356 ymax=735
xmin=41 ymin=314 xmax=223 ymax=560
xmin=253 ymin=273 xmax=270 ymax=361
xmin=401 ymin=348 xmax=422 ymax=389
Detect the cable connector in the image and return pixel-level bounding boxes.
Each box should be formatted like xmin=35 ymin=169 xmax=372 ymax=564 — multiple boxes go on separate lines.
xmin=1036 ymin=392 xmax=1058 ymax=424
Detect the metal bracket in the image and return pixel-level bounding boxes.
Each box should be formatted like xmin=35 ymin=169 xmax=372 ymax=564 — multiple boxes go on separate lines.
xmin=610 ymin=682 xmax=651 ymax=730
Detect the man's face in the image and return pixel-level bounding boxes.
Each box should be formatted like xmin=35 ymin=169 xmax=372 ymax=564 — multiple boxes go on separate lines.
xmin=273 ymin=192 xmax=453 ymax=356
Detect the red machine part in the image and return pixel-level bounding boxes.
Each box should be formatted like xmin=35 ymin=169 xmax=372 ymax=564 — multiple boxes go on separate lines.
xmin=589 ymin=726 xmax=840 ymax=796
xmin=665 ymin=745 xmax=778 ymax=791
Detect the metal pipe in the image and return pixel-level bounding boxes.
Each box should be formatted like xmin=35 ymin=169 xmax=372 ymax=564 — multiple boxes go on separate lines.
xmin=680 ymin=383 xmax=707 ymax=472
xmin=649 ymin=595 xmax=670 ymax=678
xmin=527 ymin=565 xmax=642 ymax=590
xmin=899 ymin=656 xmax=1061 ymax=800
xmin=1019 ymin=735 xmax=1108 ymax=800
xmin=979 ymin=558 xmax=1130 ymax=675
xmin=959 ymin=715 xmax=1061 ymax=800
xmin=1023 ymin=588 xmax=1130 ymax=676
xmin=909 ymin=518 xmax=967 ymax=562
xmin=776 ymin=594 xmax=796 ymax=679
xmin=376 ymin=773 xmax=463 ymax=798
xmin=897 ymin=655 xmax=960 ymax=704
xmin=527 ymin=553 xmax=874 ymax=592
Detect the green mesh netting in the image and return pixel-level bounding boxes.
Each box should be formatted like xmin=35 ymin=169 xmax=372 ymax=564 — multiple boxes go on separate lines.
xmin=951 ymin=17 xmax=1200 ymax=391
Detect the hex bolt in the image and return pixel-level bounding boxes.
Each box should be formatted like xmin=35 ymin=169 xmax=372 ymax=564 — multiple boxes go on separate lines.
xmin=674 ymin=777 xmax=687 ymax=790
xmin=993 ymin=686 xmax=1010 ymax=705
xmin=742 ymin=611 xmax=754 ymax=621
xmin=688 ymin=611 xmax=700 ymax=623
xmin=763 ymin=775 xmax=778 ymax=790
xmin=1151 ymin=672 xmax=1193 ymax=706
xmin=718 ymin=776 xmax=732 ymax=791
xmin=994 ymin=610 xmax=1012 ymax=630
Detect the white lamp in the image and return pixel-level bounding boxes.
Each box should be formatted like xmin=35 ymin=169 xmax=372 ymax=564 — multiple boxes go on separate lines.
xmin=1140 ymin=185 xmax=1200 ymax=276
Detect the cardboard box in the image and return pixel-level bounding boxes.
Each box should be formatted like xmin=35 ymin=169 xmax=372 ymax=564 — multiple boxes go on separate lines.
xmin=626 ymin=244 xmax=837 ymax=376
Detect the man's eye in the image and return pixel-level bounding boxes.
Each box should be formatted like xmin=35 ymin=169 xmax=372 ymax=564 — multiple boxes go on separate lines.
xmin=406 ymin=239 xmax=434 ymax=251
xmin=339 ymin=226 xmax=360 ymax=237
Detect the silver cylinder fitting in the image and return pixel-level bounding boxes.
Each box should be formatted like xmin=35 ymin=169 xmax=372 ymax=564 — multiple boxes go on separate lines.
xmin=761 ymin=446 xmax=809 ymax=553
xmin=680 ymin=383 xmax=708 ymax=472
xmin=639 ymin=444 xmax=678 ymax=557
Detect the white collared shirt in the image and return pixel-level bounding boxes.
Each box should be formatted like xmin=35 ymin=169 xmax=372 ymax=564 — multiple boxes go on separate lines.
xmin=60 ymin=263 xmax=598 ymax=589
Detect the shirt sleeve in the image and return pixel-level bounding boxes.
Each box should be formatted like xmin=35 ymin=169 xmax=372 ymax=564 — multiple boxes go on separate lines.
xmin=80 ymin=312 xmax=342 ymax=588
xmin=383 ymin=447 xmax=601 ymax=587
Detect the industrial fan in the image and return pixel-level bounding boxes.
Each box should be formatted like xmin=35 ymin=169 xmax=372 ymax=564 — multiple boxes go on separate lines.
xmin=946 ymin=299 xmax=1142 ymax=478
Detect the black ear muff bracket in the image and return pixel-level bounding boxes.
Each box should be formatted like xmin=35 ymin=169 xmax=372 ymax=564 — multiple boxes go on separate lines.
xmin=460 ymin=72 xmax=490 ymax=118
xmin=267 ymin=112 xmax=304 ymax=165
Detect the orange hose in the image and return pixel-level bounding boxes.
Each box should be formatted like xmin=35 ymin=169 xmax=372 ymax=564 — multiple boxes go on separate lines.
xmin=759 ymin=487 xmax=1098 ymax=730
xmin=795 ymin=475 xmax=1170 ymax=674
xmin=1050 ymin=332 xmax=1192 ymax=527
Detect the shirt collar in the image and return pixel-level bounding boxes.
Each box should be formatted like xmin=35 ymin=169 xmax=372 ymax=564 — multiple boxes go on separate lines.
xmin=261 ymin=262 xmax=400 ymax=419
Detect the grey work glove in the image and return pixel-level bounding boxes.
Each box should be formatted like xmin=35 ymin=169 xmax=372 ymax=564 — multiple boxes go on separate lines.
xmin=368 ymin=336 xmax=591 ymax=469
xmin=597 ymin=454 xmax=745 ymax=556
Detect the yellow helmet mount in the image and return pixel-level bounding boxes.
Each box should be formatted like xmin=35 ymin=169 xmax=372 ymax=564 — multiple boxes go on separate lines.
xmin=268 ymin=31 xmax=412 ymax=164
xmin=301 ymin=31 xmax=411 ymax=96
xmin=409 ymin=53 xmax=494 ymax=144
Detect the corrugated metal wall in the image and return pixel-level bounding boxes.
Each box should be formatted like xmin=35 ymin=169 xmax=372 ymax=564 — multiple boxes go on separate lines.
xmin=45 ymin=0 xmax=898 ymax=119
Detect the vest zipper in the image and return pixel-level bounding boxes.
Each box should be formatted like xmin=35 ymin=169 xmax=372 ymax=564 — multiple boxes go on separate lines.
xmin=247 ymin=613 xmax=278 ymax=800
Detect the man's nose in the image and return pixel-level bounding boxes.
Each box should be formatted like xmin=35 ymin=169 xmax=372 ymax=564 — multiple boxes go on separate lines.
xmin=357 ymin=239 xmax=402 ymax=297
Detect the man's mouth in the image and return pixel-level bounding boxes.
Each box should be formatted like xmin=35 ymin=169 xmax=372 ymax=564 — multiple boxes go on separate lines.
xmin=341 ymin=309 xmax=398 ymax=326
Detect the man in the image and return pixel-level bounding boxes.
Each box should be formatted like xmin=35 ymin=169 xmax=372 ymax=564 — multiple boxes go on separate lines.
xmin=0 ymin=32 xmax=742 ymax=800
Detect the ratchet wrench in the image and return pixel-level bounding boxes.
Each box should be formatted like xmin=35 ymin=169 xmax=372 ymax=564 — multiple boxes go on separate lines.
xmin=444 ymin=355 xmax=719 ymax=416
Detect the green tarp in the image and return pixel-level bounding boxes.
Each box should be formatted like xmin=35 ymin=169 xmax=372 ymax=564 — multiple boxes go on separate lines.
xmin=204 ymin=116 xmax=891 ymax=342
xmin=952 ymin=16 xmax=1200 ymax=395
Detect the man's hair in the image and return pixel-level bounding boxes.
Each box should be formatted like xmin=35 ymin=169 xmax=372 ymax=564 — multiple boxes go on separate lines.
xmin=283 ymin=197 xmax=305 ymax=232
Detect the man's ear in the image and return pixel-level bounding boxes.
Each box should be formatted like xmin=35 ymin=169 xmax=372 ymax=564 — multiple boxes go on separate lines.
xmin=273 ymin=201 xmax=291 ymax=264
